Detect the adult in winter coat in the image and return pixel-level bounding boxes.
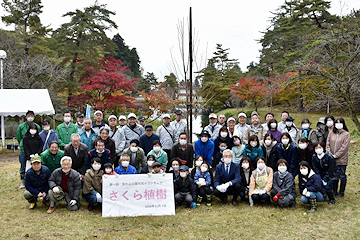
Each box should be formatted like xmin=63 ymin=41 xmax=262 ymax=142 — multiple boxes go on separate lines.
xmin=267 ymin=119 xmax=282 ymax=142
xmin=204 ymin=113 xmax=222 ymax=140
xmin=299 ymin=161 xmax=326 ymax=213
xmin=239 ymin=157 xmax=254 ymax=201
xmin=41 ymin=141 xmax=64 ymax=172
xmin=213 ymin=126 xmax=233 ymax=159
xmin=85 ymin=140 xmax=111 ymax=171
xmin=295 ymin=118 xmax=318 ymax=146
xmin=23 ymin=124 xmax=43 ymax=168
xmin=79 ymin=118 xmax=98 ymax=150
xmin=56 ymin=112 xmax=78 ymax=149
xmin=270 ymin=159 xmax=296 ymax=208
xmin=242 ymin=135 xmax=264 ymax=168
xmin=82 ymin=157 xmax=104 ymax=211
xmin=282 ymin=116 xmax=298 ymax=143
xmin=91 ymin=127 xmax=116 ymax=166
xmin=39 ymin=119 xmax=58 ymax=152
xmin=64 ymin=133 xmax=88 ymax=177
xmin=122 ymin=139 xmax=146 ymax=172
xmin=277 ymin=132 xmax=298 ymax=177
xmin=194 ymin=130 xmax=214 ymax=165
xmin=122 ymin=113 xmax=145 ymax=148
xmin=171 ymin=132 xmax=195 ymax=168
xmin=326 ymin=117 xmax=350 ymax=198
xmin=297 ymin=137 xmax=314 ymax=168
xmin=262 ymin=133 xmax=278 ymax=170
xmin=147 ymin=140 xmax=168 ymax=169
xmin=107 ymin=115 xmax=126 ymax=161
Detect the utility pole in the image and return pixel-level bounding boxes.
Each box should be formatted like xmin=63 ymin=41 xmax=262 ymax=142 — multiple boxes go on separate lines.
xmin=189 ymin=7 xmax=193 ymax=143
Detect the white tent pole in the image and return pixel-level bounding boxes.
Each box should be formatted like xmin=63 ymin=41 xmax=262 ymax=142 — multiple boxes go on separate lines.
xmin=0 ymin=55 xmax=4 ymax=149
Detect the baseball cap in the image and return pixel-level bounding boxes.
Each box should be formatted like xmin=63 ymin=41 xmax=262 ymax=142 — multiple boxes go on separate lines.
xmin=118 ymin=115 xmax=126 ymax=121
xmin=108 ymin=115 xmax=117 ymax=121
xmin=209 ymin=113 xmax=217 ymax=119
xmin=128 ymin=113 xmax=137 ymax=119
xmin=238 ymin=112 xmax=247 ymax=118
xmin=94 ymin=110 xmax=103 ymax=116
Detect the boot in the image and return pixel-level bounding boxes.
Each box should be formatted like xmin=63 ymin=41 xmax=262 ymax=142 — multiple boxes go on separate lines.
xmin=206 ymin=195 xmax=212 ymax=206
xmin=19 ymin=174 xmax=25 ymax=189
xmin=336 ymin=180 xmax=346 ymax=198
xmin=308 ymin=199 xmax=317 ymax=213
xmin=196 ymin=196 xmax=202 ymax=206
xmin=332 ymin=180 xmax=339 ymax=196
xmin=327 ymin=190 xmax=336 ymax=204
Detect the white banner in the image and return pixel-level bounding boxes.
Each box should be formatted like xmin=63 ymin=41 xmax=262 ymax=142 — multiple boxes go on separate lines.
xmin=102 ymin=173 xmax=175 ymax=217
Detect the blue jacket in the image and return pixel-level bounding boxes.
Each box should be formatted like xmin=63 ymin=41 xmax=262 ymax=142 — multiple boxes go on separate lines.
xmin=39 ymin=130 xmax=58 ymax=151
xmin=139 ymin=133 xmax=159 ymax=155
xmin=114 ymin=165 xmax=137 ymax=175
xmin=194 ymin=170 xmax=212 ymax=186
xmin=214 ymin=162 xmax=241 ymax=188
xmin=243 ymin=145 xmax=264 ymax=167
xmin=80 ymin=129 xmax=98 ymax=150
xmin=24 ymin=165 xmax=51 ymax=195
xmin=299 ymin=170 xmax=326 ymax=197
xmin=194 ymin=139 xmax=214 ymax=164
xmin=277 ymin=142 xmax=298 ymax=177
xmin=85 ymin=148 xmax=111 ymax=170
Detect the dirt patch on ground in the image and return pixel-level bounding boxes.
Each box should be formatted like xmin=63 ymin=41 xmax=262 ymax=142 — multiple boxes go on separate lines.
xmin=0 ymin=152 xmax=18 ymax=167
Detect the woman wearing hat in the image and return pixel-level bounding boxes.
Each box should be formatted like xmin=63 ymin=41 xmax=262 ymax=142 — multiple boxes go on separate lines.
xmin=194 ymin=130 xmax=214 ymax=165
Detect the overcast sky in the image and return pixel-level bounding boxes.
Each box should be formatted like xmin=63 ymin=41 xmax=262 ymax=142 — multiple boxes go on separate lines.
xmin=1 ymin=0 xmax=360 ymax=81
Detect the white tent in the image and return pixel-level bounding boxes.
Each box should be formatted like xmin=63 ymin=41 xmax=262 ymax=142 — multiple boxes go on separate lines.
xmin=0 ymin=89 xmax=55 ymax=147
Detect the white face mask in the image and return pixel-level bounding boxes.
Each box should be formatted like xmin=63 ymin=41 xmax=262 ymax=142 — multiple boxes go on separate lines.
xmin=195 ymin=161 xmax=203 ymax=167
xmin=257 ymin=163 xmax=266 ymax=170
xmin=96 ymin=149 xmax=104 ymax=154
xmin=220 ymin=132 xmax=228 ymax=138
xmin=201 ymin=137 xmax=208 ymax=143
xmin=315 ymin=148 xmax=324 ymax=155
xmin=64 ymin=117 xmax=71 ymax=123
xmin=278 ymin=166 xmax=287 ymax=173
xmin=130 ymin=147 xmax=138 ymax=153
xmin=180 ymin=172 xmax=187 ymax=178
xmin=300 ymin=168 xmax=308 ymax=176
xmin=179 ymin=139 xmax=187 ymax=146
xmin=250 ymin=141 xmax=257 ymax=148
xmin=326 ymin=120 xmax=334 ymax=127
xmin=105 ymin=168 xmax=112 ymax=174
xmin=281 ymin=138 xmax=289 ymax=145
xmin=29 ymin=129 xmax=37 ymax=135
xmin=242 ymin=163 xmax=249 ymax=169
xmin=147 ymin=161 xmax=154 ymax=167
xmin=121 ymin=161 xmax=129 ymax=168
xmin=43 ymin=126 xmax=50 ymax=131
xmin=77 ymin=121 xmax=84 ymax=126
xmin=298 ymin=143 xmax=307 ymax=150
xmin=92 ymin=164 xmax=101 ymax=171
xmin=335 ymin=123 xmax=343 ymax=130
xmin=223 ymin=158 xmax=232 ymax=164
xmin=153 ymin=146 xmax=161 ymax=152
xmin=270 ymin=123 xmax=277 ymax=129
xmin=264 ymin=140 xmax=272 ymax=146
xmin=285 ymin=122 xmax=292 ymax=127
xmin=27 ymin=117 xmax=34 ymax=122
xmin=200 ymin=166 xmax=208 ymax=172
xmin=302 ymin=123 xmax=310 ymax=130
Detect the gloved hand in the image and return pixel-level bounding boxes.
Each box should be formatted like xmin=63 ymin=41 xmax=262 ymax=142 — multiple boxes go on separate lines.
xmin=273 ymin=193 xmax=280 ymax=202
xmin=216 ymin=185 xmax=222 ymax=191
xmin=259 ymin=189 xmax=266 ymax=195
xmin=96 ymin=193 xmax=102 ymax=203
xmin=302 ymin=188 xmax=308 ymax=196
xmin=190 ymin=202 xmax=196 ymax=209
xmin=196 ymin=181 xmax=203 ymax=187
xmin=322 ymin=180 xmax=327 ymax=186
xmin=305 ymin=191 xmax=311 ymax=198
xmin=147 ymin=172 xmax=152 ymax=177
xmin=69 ymin=200 xmax=77 ymax=206
xmin=53 ymin=186 xmax=60 ymax=194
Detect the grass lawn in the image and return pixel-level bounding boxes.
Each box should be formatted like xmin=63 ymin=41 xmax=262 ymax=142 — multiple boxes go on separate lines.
xmin=1 ymin=139 xmax=360 ymax=239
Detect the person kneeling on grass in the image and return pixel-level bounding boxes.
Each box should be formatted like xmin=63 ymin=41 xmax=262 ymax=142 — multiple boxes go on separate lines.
xmin=47 ymin=156 xmax=82 ymax=214
xmin=174 ymin=165 xmax=196 ymax=208
xmin=214 ymin=149 xmax=242 ymax=207
xmin=83 ymin=157 xmax=103 ymax=211
xmin=249 ymin=157 xmax=273 ymax=206
xmin=194 ymin=162 xmax=212 ymax=206
xmin=270 ymin=159 xmax=296 ymax=208
xmin=299 ymin=161 xmax=327 ymax=213
xmin=24 ymin=154 xmax=51 ymax=210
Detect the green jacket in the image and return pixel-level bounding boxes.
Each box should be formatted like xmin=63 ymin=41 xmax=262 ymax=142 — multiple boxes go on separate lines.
xmin=56 ymin=122 xmax=78 ymax=149
xmin=40 ymin=149 xmax=64 ymax=172
xmin=16 ymin=121 xmax=41 ymax=151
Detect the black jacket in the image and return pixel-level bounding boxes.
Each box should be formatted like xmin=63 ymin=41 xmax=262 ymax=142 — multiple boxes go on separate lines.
xmin=23 ymin=135 xmax=43 ymax=160
xmin=174 ymin=176 xmax=196 ymax=200
xmin=312 ymin=153 xmax=337 ymax=182
xmin=64 ymin=143 xmax=88 ymax=175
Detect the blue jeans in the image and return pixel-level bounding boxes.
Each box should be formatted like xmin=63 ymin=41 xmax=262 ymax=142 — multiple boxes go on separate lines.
xmin=19 ymin=151 xmax=25 ymax=175
xmin=82 ymin=190 xmax=99 ymax=204
xmin=300 ymin=192 xmax=325 ymax=204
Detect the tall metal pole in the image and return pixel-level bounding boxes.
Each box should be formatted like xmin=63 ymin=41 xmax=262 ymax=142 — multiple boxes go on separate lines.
xmin=189 ymin=7 xmax=193 ymax=143
xmin=0 ymin=53 xmax=5 ymax=148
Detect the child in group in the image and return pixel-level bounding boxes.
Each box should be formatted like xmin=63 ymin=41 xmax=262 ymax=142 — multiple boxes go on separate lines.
xmin=194 ymin=162 xmax=212 ymax=206
xmin=101 ymin=163 xmax=117 ymax=184
xmin=232 ymin=135 xmax=245 ymax=165
xmin=174 ymin=165 xmax=196 ymax=208
xmin=151 ymin=161 xmax=164 ymax=174
xmin=213 ymin=142 xmax=228 ymax=168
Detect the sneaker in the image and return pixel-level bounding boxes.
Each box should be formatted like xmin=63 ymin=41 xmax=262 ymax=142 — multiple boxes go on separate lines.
xmin=328 ymin=199 xmax=336 ymax=204
xmin=196 ymin=197 xmax=202 ymax=206
xmin=206 ymin=196 xmax=212 ymax=206
xmin=28 ymin=202 xmax=36 ymax=210
xmin=47 ymin=207 xmax=56 ymax=214
xmin=19 ymin=181 xmax=25 ymax=189
xmin=232 ymin=200 xmax=239 ymax=207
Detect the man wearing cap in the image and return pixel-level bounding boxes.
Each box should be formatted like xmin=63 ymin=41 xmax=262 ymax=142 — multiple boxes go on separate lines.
xmin=80 ymin=118 xmax=98 ymax=150
xmin=156 ymin=114 xmax=176 ymax=168
xmin=47 ymin=156 xmax=82 ymax=213
xmin=204 ymin=113 xmax=222 ymax=140
xmin=138 ymin=116 xmax=146 ymax=128
xmin=56 ymin=111 xmax=78 ymax=150
xmin=108 ymin=115 xmax=126 ymax=163
xmin=235 ymin=112 xmax=249 ymax=139
xmin=139 ymin=125 xmax=159 ymax=155
xmin=243 ymin=111 xmax=266 ymax=146
xmin=23 ymin=154 xmax=51 ymax=210
xmin=16 ymin=110 xmax=41 ymax=188
xmin=118 ymin=115 xmax=127 ymax=128
xmin=76 ymin=113 xmax=85 ymax=134
xmin=92 ymin=110 xmax=109 ymax=135
xmin=218 ymin=114 xmax=227 ymax=127
xmin=194 ymin=130 xmax=214 ymax=165
xmin=261 ymin=112 xmax=274 ymax=131
xmin=122 ymin=113 xmax=145 ymax=148
xmin=170 ymin=110 xmax=187 ymax=143
xmin=64 ymin=133 xmax=88 ymax=178
xmin=171 ymin=132 xmax=194 ymax=168
xmin=227 ymin=117 xmax=241 ymax=138
xmin=277 ymin=111 xmax=289 ymax=133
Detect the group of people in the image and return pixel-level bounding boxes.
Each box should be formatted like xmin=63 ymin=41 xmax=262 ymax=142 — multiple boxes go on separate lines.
xmin=17 ymin=109 xmax=350 ymax=214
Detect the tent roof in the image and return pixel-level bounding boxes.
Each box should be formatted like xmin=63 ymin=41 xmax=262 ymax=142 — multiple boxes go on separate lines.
xmin=0 ymin=89 xmax=55 ymax=116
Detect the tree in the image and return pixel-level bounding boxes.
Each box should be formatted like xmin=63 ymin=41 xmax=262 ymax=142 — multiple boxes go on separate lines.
xmin=136 ymin=72 xmax=158 ymax=94
xmin=68 ymin=57 xmax=138 ymax=113
xmin=163 ymin=73 xmax=178 ymax=99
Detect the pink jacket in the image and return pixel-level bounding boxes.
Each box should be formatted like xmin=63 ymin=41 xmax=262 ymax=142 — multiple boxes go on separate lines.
xmin=326 ymin=130 xmax=350 ymax=165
